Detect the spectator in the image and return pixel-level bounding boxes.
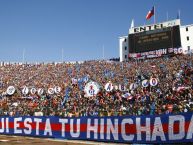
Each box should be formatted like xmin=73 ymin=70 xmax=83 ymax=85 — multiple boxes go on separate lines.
xmin=0 ymin=54 xmax=192 ymax=117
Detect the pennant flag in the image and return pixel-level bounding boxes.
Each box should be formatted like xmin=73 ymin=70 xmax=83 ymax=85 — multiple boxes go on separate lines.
xmin=122 ymin=93 xmax=132 ymax=99
xmin=176 ymin=86 xmax=189 ymax=92
xmin=61 ymin=87 xmax=71 ymax=106
xmin=78 ymin=81 xmax=83 ymax=91
xmin=146 ymin=6 xmax=154 ymax=20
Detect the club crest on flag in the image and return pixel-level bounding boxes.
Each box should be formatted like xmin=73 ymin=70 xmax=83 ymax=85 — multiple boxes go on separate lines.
xmin=84 ymin=81 xmax=100 ymax=97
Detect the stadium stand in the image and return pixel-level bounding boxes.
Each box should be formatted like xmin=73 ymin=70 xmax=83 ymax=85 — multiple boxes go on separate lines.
xmin=0 ymin=54 xmax=192 ymax=117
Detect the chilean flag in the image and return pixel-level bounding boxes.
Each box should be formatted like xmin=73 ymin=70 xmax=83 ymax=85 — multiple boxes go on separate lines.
xmin=146 ymin=6 xmax=154 ymax=20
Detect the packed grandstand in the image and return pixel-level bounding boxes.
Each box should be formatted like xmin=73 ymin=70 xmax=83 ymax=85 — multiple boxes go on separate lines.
xmin=0 ymin=54 xmax=192 ymax=118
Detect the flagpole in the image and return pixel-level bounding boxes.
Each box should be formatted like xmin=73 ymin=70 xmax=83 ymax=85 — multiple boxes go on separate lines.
xmin=178 ymin=9 xmax=181 ymax=19
xmin=102 ymin=45 xmax=105 ymax=60
xmin=166 ymin=11 xmax=169 ymax=21
xmin=62 ymin=48 xmax=64 ymax=62
xmin=154 ymin=6 xmax=156 ymax=24
xmin=22 ymin=48 xmax=25 ymax=64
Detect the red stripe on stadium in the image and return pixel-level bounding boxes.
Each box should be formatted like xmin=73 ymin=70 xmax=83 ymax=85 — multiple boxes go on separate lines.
xmin=0 ymin=121 xmax=191 ymax=134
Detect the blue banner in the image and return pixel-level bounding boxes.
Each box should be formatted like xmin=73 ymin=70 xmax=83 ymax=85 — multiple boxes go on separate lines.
xmin=0 ymin=112 xmax=193 ymax=143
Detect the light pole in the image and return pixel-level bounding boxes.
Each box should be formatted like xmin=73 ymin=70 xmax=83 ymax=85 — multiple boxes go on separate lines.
xmin=102 ymin=45 xmax=105 ymax=60
xmin=22 ymin=48 xmax=25 ymax=64
xmin=62 ymin=48 xmax=64 ymax=62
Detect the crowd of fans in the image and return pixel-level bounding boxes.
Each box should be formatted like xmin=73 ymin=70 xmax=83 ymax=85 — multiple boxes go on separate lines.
xmin=0 ymin=54 xmax=192 ymax=117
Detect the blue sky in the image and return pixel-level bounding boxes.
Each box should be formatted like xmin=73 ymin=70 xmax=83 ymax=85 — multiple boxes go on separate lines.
xmin=0 ymin=0 xmax=192 ymax=62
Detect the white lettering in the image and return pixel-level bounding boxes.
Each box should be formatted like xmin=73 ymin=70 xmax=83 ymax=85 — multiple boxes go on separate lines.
xmin=121 ymin=118 xmax=134 ymax=141
xmin=34 ymin=118 xmax=42 ymax=135
xmin=151 ymin=117 xmax=166 ymax=141
xmin=24 ymin=118 xmax=32 ymax=134
xmin=87 ymin=119 xmax=98 ymax=139
xmin=14 ymin=117 xmax=22 ymax=134
xmin=70 ymin=119 xmax=80 ymax=138
xmin=163 ymin=49 xmax=167 ymax=54
xmin=6 ymin=118 xmax=9 ymax=133
xmin=100 ymin=119 xmax=104 ymax=139
xmin=186 ymin=115 xmax=193 ymax=139
xmin=44 ymin=118 xmax=52 ymax=136
xmin=0 ymin=118 xmax=5 ymax=133
xmin=106 ymin=119 xmax=118 ymax=140
xmin=59 ymin=119 xmax=68 ymax=137
xmin=136 ymin=118 xmax=151 ymax=141
xmin=169 ymin=115 xmax=185 ymax=140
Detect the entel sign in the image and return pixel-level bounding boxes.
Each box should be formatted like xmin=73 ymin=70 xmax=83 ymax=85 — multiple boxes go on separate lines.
xmin=129 ymin=19 xmax=181 ymax=34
